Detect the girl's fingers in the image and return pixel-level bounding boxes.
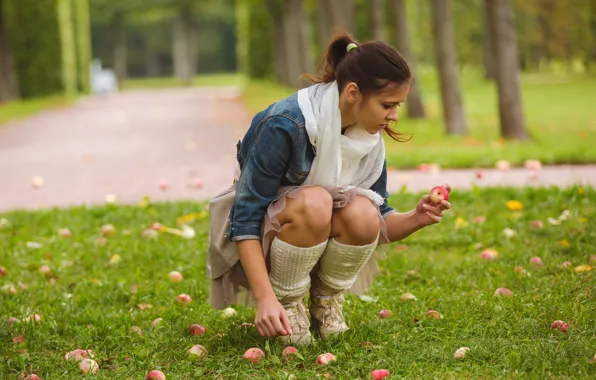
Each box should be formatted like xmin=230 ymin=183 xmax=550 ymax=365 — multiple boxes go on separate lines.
xmin=426 ymin=212 xmax=442 ymax=223
xmin=423 ymin=204 xmax=442 ymax=216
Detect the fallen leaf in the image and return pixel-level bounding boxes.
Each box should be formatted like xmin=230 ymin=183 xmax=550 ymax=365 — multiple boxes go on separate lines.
xmin=506 ymin=200 xmax=524 ymax=211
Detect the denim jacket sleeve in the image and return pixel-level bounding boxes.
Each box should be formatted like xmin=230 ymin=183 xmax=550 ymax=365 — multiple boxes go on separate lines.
xmin=369 ymin=160 xmax=396 ymax=217
xmin=228 ymin=115 xmax=296 ymax=241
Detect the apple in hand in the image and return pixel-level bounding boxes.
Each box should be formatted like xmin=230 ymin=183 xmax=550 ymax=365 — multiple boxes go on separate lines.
xmin=429 ymin=186 xmax=449 ymax=205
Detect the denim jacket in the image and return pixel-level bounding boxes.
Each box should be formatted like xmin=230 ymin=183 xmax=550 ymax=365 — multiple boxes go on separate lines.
xmin=227 ymin=92 xmax=395 ymax=241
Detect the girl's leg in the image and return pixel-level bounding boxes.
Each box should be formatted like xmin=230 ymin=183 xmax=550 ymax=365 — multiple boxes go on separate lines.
xmin=310 ymin=195 xmax=380 ymax=340
xmin=268 ymin=186 xmax=332 ymax=345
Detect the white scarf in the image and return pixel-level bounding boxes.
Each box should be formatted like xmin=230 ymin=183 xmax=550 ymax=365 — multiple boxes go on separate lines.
xmin=297 ymin=81 xmax=386 ymax=206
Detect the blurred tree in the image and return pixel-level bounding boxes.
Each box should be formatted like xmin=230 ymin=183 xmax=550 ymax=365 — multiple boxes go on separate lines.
xmin=482 ymin=0 xmax=496 ymax=79
xmin=5 ymin=0 xmax=73 ymax=98
xmin=317 ymin=0 xmax=356 ymax=50
xmin=57 ymin=0 xmax=77 ymax=96
xmin=0 ymin=0 xmax=19 ymax=101
xmin=388 ymin=0 xmax=426 ymax=118
xmin=589 ymin=0 xmax=596 ymax=72
xmin=74 ymin=0 xmax=92 ymax=93
xmin=266 ymin=0 xmax=314 ymax=88
xmin=487 ymin=0 xmax=528 ymax=140
xmin=370 ymin=0 xmax=384 ymax=41
xmin=430 ymin=0 xmax=467 ymax=135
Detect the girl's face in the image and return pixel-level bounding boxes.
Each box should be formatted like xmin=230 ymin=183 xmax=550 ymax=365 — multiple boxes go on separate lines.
xmin=342 ymin=82 xmax=411 ymax=135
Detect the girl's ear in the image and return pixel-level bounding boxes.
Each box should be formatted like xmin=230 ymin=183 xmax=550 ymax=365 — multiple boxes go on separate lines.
xmin=344 ymin=82 xmax=360 ymax=103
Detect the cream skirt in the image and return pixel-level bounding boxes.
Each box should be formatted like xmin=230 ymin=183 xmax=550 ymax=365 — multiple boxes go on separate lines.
xmin=207 ymin=184 xmax=390 ymax=309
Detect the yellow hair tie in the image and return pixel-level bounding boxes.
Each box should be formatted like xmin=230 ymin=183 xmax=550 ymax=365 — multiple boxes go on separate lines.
xmin=347 ymin=43 xmax=358 ymax=52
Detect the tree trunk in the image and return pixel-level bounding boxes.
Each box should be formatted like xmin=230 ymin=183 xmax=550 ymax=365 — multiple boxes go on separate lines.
xmin=430 ymin=0 xmax=467 ymax=135
xmin=110 ymin=11 xmax=127 ymax=82
xmin=318 ymin=0 xmax=356 ymax=46
xmin=267 ymin=0 xmax=312 ymax=88
xmin=74 ymin=0 xmax=91 ymax=94
xmin=173 ymin=6 xmax=195 ymax=85
xmin=144 ymin=35 xmax=160 ymax=77
xmin=482 ymin=0 xmax=497 ymax=80
xmin=0 ymin=0 xmax=19 ymax=101
xmin=316 ymin=0 xmax=332 ymax=52
xmin=388 ymin=0 xmax=426 ymax=118
xmin=486 ymin=0 xmax=528 ymax=140
xmin=370 ymin=0 xmax=383 ymax=41
xmin=57 ymin=0 xmax=77 ymax=96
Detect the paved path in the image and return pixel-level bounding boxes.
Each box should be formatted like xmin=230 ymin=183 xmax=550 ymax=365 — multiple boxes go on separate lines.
xmin=0 ymin=87 xmax=595 ymax=213
xmin=0 ymin=88 xmax=248 ymax=212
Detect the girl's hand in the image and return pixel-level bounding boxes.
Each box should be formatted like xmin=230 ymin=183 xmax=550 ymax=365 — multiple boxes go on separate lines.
xmin=255 ymin=294 xmax=293 ymax=337
xmin=415 ymin=183 xmax=452 ymax=227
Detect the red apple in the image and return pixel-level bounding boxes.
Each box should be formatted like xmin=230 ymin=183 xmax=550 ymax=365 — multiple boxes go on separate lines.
xmin=371 ymin=369 xmax=390 ymax=379
xmin=494 ymin=288 xmax=512 ymax=297
xmin=378 ymin=309 xmax=392 ymax=319
xmin=529 ymin=256 xmax=543 ymax=268
xmin=243 ymin=347 xmax=265 ymax=363
xmin=169 ymin=271 xmax=183 ymax=283
xmin=189 ymin=324 xmax=206 ymax=336
xmin=316 ymin=353 xmax=337 ymax=365
xmin=128 ymin=326 xmax=142 ymax=336
xmin=23 ymin=375 xmax=41 ymax=380
xmin=0 ymin=265 xmax=6 ymax=276
xmin=429 ymin=186 xmax=449 ymax=204
xmin=158 ymin=178 xmax=169 ymax=191
xmin=282 ymin=346 xmax=298 ymax=357
xmin=146 ymin=370 xmax=166 ymax=380
xmin=426 ymin=309 xmax=442 ymax=320
xmin=551 ymin=320 xmax=568 ymax=333
xmin=79 ymin=359 xmax=99 ymax=374
xmin=188 ymin=344 xmax=207 ymax=359
xmin=176 ymin=294 xmax=192 ymax=304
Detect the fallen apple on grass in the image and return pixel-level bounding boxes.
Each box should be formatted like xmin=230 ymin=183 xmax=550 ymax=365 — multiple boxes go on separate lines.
xmin=378 ymin=309 xmax=392 ymax=319
xmin=494 ymin=288 xmax=512 ymax=297
xmin=243 ymin=347 xmax=265 ymax=363
xmin=146 ymin=370 xmax=166 ymax=380
xmin=64 ymin=349 xmax=95 ymax=361
xmin=551 ymin=320 xmax=568 ymax=333
xmin=189 ymin=324 xmax=206 ymax=336
xmin=316 ymin=353 xmax=337 ymax=365
xmin=282 ymin=346 xmax=298 ymax=357
xmin=454 ymin=347 xmax=470 ymax=359
xmin=169 ymin=271 xmax=183 ymax=283
xmin=176 ymin=294 xmax=192 ymax=304
xmin=79 ymin=359 xmax=99 ymax=374
xmin=529 ymin=257 xmax=544 ymax=268
xmin=371 ymin=369 xmax=390 ymax=379
xmin=188 ymin=344 xmax=207 ymax=359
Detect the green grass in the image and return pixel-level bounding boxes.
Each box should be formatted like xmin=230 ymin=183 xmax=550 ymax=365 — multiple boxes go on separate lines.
xmin=120 ymin=73 xmax=246 ymax=90
xmin=240 ymin=69 xmax=596 ymax=169
xmin=1 ymin=186 xmax=595 ymax=378
xmin=0 ymin=96 xmax=76 ymax=127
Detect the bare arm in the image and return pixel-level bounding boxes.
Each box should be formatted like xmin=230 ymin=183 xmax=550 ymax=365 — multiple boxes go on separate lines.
xmin=236 ymin=240 xmax=275 ymax=302
xmin=236 ymin=240 xmax=292 ymax=337
xmin=384 ymin=210 xmax=424 ymax=242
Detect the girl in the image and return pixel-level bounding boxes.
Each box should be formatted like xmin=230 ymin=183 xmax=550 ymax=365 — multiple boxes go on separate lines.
xmin=208 ymin=34 xmax=451 ymax=346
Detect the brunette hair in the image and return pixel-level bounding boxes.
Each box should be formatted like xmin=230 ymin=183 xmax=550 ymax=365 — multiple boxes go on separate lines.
xmin=304 ymin=33 xmax=412 ymax=142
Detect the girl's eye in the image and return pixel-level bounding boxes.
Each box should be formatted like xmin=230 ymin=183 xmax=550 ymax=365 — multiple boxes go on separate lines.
xmin=383 ymin=103 xmax=401 ymax=109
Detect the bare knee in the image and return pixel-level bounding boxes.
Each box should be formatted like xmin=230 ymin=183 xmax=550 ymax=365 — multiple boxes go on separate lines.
xmin=332 ymin=196 xmax=380 ymax=245
xmin=294 ymin=186 xmax=333 ymax=234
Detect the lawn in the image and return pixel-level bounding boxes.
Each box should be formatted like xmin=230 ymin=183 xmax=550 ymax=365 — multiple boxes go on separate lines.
xmin=0 ymin=96 xmax=76 ymax=127
xmin=240 ymin=69 xmax=596 ymax=170
xmin=1 ymin=186 xmax=595 ymax=379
